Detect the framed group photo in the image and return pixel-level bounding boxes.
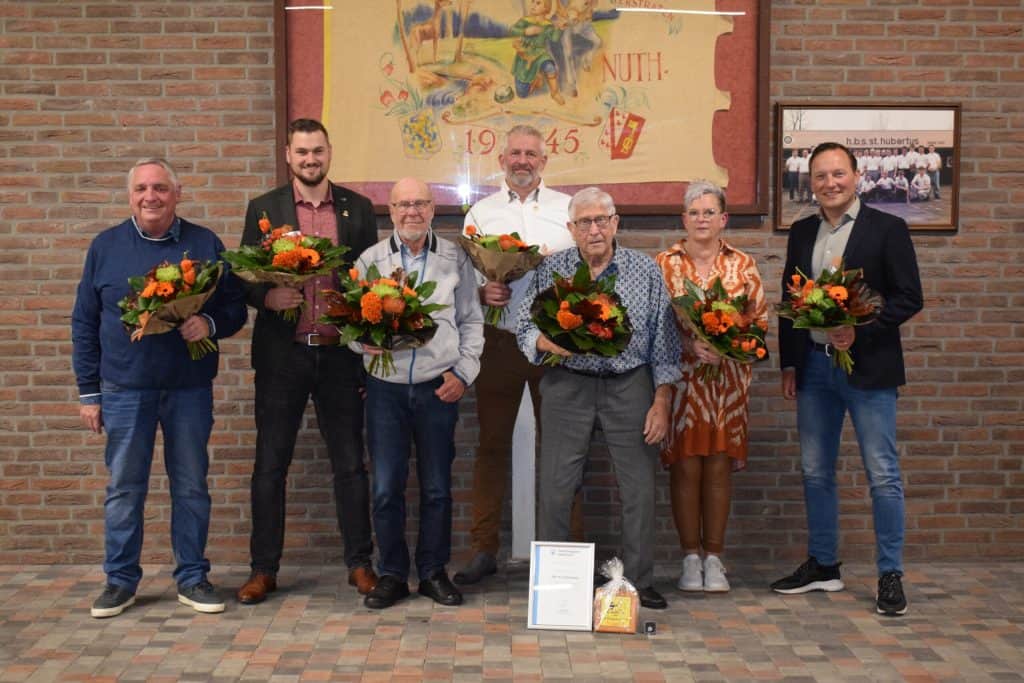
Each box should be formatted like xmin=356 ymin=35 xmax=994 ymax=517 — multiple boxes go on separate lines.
xmin=775 ymin=102 xmax=961 ymax=231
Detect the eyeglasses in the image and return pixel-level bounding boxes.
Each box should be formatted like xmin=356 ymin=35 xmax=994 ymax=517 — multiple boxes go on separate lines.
xmin=391 ymin=199 xmax=433 ymax=212
xmin=572 ymin=214 xmax=616 ymax=229
xmin=685 ymin=209 xmax=721 ymax=220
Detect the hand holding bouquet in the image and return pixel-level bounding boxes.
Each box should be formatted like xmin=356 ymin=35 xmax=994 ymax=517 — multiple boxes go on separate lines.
xmin=776 ymin=260 xmax=884 ymax=373
xmin=672 ymin=278 xmax=768 ymax=381
xmin=320 ymin=265 xmax=448 ymax=377
xmin=530 ymin=262 xmax=632 ymax=366
xmin=221 ymin=212 xmax=350 ymax=321
xmin=457 ymin=224 xmax=544 ymax=326
xmin=117 ymin=254 xmax=222 ymax=360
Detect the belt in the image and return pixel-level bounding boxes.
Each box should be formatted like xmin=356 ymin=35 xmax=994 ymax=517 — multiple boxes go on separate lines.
xmin=559 ymin=365 xmax=622 ymax=379
xmin=809 ymin=341 xmax=833 ymax=356
xmin=295 ymin=333 xmax=340 ymax=347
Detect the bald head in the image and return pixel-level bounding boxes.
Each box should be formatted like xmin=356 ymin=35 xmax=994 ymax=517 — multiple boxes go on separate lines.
xmin=389 ymin=177 xmax=434 ymax=252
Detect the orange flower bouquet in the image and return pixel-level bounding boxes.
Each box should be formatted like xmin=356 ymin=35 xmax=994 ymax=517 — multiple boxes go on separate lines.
xmin=776 ymin=260 xmax=885 ymax=373
xmin=319 ymin=265 xmax=448 ymax=377
xmin=220 ymin=212 xmax=350 ymax=321
xmin=117 ymin=254 xmax=223 ymax=360
xmin=672 ymin=278 xmax=768 ymax=381
xmin=457 ymin=224 xmax=544 ymax=326
xmin=530 ymin=262 xmax=632 ymax=366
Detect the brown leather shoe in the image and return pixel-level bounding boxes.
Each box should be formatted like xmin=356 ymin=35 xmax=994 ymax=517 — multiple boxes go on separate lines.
xmin=236 ymin=572 xmax=276 ymax=604
xmin=348 ymin=566 xmax=378 ymax=595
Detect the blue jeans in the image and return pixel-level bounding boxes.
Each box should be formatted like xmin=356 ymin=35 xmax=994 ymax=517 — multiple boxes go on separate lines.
xmin=366 ymin=376 xmax=459 ymax=581
xmin=796 ymin=349 xmax=904 ymax=576
xmin=101 ymin=382 xmax=214 ymax=592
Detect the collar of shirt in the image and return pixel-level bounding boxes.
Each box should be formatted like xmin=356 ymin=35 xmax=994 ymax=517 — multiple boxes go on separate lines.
xmin=503 ymin=179 xmax=543 ymax=205
xmin=132 ymin=215 xmax=181 ymax=242
xmin=292 ymin=183 xmax=334 ymax=207
xmin=818 ymin=196 xmax=860 ymax=232
xmin=391 ymin=228 xmax=435 ymax=274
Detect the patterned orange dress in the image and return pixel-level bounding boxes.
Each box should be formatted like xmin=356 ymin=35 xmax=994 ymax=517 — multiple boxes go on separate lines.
xmin=655 ymin=239 xmax=767 ymax=468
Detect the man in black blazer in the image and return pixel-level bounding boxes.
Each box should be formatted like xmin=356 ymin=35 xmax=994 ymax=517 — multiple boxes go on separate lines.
xmin=771 ymin=142 xmax=923 ymax=617
xmin=235 ymin=119 xmax=380 ymax=604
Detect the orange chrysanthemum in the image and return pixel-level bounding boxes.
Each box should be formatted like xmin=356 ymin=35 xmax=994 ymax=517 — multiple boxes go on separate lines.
xmin=556 ymin=304 xmax=583 ymax=330
xmin=827 ymin=285 xmax=848 ymax=303
xmin=465 ymin=225 xmax=477 ymax=236
xmin=154 ymin=281 xmax=176 ymax=298
xmin=360 ymin=291 xmax=383 ymax=324
xmin=756 ymin=347 xmax=767 ymax=359
xmin=141 ymin=280 xmax=159 ymax=298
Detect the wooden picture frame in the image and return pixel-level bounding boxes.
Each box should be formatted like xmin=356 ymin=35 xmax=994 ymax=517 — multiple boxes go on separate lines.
xmin=775 ymin=102 xmax=961 ymax=231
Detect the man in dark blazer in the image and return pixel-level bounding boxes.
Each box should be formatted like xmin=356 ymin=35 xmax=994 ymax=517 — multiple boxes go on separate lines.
xmin=772 ymin=142 xmax=923 ymax=617
xmin=235 ymin=119 xmax=380 ymax=604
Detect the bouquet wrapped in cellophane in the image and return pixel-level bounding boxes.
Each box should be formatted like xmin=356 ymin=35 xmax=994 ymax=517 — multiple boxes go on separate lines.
xmin=319 ymin=265 xmax=448 ymax=377
xmin=220 ymin=212 xmax=350 ymax=321
xmin=671 ymin=277 xmax=768 ymax=381
xmin=776 ymin=260 xmax=884 ymax=373
xmin=117 ymin=254 xmax=222 ymax=360
xmin=530 ymin=262 xmax=632 ymax=366
xmin=457 ymin=224 xmax=544 ymax=326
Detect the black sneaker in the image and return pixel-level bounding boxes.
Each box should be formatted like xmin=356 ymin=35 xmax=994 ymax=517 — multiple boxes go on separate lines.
xmin=770 ymin=557 xmax=844 ymax=594
xmin=178 ymin=580 xmax=226 ymax=614
xmin=876 ymin=571 xmax=908 ymax=616
xmin=91 ymin=584 xmax=136 ymax=618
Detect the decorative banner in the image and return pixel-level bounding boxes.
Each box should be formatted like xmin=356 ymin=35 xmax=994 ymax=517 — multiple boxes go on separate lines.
xmin=318 ymin=1 xmax=751 ymax=209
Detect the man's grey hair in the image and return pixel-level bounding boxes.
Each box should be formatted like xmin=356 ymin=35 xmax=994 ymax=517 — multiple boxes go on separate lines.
xmin=683 ymin=179 xmax=726 ymax=213
xmin=127 ymin=157 xmax=180 ymax=193
xmin=568 ymin=186 xmax=616 ymax=219
xmin=506 ymin=124 xmax=544 ymax=147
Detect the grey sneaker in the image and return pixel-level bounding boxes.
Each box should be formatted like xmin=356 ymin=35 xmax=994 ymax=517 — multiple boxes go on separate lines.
xmin=703 ymin=555 xmax=730 ymax=593
xmin=676 ymin=553 xmax=703 ymax=592
xmin=178 ymin=580 xmax=225 ymax=614
xmin=91 ymin=584 xmax=136 ymax=618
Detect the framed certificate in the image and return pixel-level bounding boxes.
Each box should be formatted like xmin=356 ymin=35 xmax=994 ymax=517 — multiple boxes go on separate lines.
xmin=527 ymin=541 xmax=595 ymax=631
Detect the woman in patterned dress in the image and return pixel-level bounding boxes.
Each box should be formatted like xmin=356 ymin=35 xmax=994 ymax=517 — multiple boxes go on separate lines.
xmin=655 ymin=181 xmax=768 ymax=593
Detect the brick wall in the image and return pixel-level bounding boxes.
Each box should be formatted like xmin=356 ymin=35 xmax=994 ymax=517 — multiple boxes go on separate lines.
xmin=1 ymin=1 xmax=1021 ymax=572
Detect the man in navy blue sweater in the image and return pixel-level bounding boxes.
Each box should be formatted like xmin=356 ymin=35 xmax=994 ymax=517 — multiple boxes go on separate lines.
xmin=72 ymin=158 xmax=247 ymax=618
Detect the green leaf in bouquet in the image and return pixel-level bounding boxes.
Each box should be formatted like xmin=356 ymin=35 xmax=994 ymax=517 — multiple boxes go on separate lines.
xmin=808 ymin=309 xmax=825 ymax=326
xmin=416 ymin=280 xmax=437 ymax=300
xmin=573 ymin=334 xmax=596 ymax=351
xmin=418 ymin=303 xmax=448 ymax=315
xmin=370 ymin=327 xmax=385 ymax=346
xmin=127 ymin=275 xmax=146 ymax=291
xmin=406 ymin=270 xmax=419 ymax=288
xmin=682 ymin=278 xmax=706 ymax=302
xmin=339 ymin=323 xmax=362 ymax=345
xmin=572 ymin=263 xmax=591 ymax=289
xmin=366 ymin=263 xmax=382 ymax=281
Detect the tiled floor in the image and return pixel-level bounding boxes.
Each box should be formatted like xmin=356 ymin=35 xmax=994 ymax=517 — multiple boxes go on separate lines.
xmin=1 ymin=562 xmax=1022 ymax=682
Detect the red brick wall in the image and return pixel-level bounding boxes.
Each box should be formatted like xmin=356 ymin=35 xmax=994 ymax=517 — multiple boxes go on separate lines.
xmin=1 ymin=1 xmax=1021 ymax=570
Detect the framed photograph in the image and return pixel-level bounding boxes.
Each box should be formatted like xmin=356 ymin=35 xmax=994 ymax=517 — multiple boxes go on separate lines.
xmin=775 ymin=102 xmax=961 ymax=230
xmin=278 ymin=0 xmax=770 ymax=215
xmin=526 ymin=541 xmax=595 ymax=631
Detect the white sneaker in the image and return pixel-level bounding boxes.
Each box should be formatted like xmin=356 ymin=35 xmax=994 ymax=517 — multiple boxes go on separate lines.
xmin=676 ymin=553 xmax=703 ymax=592
xmin=703 ymin=555 xmax=730 ymax=592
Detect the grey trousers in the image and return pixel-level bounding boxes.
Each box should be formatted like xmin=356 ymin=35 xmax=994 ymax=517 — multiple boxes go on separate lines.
xmin=537 ymin=365 xmax=658 ymax=588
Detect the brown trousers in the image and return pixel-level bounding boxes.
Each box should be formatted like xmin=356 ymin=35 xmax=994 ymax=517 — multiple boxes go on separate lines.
xmin=470 ymin=326 xmax=582 ymax=554
xmin=669 ymin=453 xmax=732 ymax=555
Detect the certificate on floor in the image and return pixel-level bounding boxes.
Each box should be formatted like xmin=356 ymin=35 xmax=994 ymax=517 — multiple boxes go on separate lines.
xmin=527 ymin=541 xmax=595 ymax=631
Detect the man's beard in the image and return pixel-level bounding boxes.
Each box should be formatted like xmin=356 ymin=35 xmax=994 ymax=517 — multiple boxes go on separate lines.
xmin=294 ymin=165 xmax=326 ymax=186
